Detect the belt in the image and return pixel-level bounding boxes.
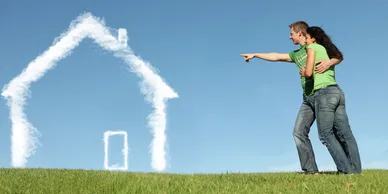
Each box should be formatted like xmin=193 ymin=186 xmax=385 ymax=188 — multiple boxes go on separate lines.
xmin=314 ymin=84 xmax=338 ymax=92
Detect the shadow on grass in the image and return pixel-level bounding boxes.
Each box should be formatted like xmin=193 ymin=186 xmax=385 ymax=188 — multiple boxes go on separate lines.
xmin=319 ymin=171 xmax=341 ymax=175
xmin=296 ymin=171 xmax=349 ymax=175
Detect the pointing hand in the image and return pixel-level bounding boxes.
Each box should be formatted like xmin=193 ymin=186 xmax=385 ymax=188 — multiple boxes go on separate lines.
xmin=240 ymin=54 xmax=254 ymax=62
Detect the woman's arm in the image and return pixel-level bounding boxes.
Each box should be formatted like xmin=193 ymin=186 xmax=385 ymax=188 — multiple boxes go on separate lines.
xmin=304 ymin=48 xmax=316 ymax=78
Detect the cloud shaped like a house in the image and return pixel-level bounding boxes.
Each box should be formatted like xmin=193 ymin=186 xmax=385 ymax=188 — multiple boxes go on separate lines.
xmin=1 ymin=12 xmax=178 ymax=171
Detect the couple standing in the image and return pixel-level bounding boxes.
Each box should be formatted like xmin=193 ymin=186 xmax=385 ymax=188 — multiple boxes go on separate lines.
xmin=240 ymin=21 xmax=361 ymax=174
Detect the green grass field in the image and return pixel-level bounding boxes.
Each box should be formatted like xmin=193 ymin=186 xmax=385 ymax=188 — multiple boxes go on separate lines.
xmin=0 ymin=168 xmax=387 ymax=193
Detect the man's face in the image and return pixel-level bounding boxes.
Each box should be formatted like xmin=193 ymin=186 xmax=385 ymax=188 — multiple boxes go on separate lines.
xmin=289 ymin=27 xmax=301 ymax=45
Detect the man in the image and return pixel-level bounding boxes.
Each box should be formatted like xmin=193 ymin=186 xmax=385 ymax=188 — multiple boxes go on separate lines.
xmin=240 ymin=21 xmax=342 ymax=174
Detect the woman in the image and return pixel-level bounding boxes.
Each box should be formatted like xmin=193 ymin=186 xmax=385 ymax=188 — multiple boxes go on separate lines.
xmin=302 ymin=26 xmax=362 ymax=174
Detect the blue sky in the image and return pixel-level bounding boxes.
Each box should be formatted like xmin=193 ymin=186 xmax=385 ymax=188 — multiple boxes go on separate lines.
xmin=1 ymin=0 xmax=387 ymax=174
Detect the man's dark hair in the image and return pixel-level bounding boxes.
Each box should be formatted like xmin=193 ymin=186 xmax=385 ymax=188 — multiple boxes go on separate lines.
xmin=289 ymin=21 xmax=309 ymax=34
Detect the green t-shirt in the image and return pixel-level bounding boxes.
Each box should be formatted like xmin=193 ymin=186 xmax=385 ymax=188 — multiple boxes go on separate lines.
xmin=306 ymin=43 xmax=337 ymax=93
xmin=289 ymin=44 xmax=314 ymax=96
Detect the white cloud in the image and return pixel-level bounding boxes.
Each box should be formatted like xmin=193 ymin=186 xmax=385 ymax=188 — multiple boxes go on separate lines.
xmin=1 ymin=12 xmax=178 ymax=172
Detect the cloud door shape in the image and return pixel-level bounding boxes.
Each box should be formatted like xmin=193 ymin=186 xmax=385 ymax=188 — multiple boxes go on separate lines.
xmin=1 ymin=12 xmax=178 ymax=172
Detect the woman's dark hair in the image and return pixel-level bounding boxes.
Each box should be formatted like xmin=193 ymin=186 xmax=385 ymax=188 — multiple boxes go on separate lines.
xmin=305 ymin=26 xmax=344 ymax=61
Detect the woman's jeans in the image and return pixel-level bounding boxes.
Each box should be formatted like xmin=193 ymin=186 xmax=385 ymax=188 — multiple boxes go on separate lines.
xmin=313 ymin=84 xmax=362 ymax=174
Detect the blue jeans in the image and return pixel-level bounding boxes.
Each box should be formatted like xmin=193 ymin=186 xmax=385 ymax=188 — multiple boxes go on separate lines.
xmin=313 ymin=85 xmax=362 ymax=174
xmin=293 ymin=95 xmax=319 ymax=173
